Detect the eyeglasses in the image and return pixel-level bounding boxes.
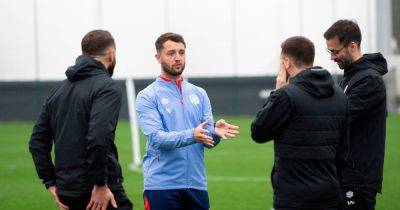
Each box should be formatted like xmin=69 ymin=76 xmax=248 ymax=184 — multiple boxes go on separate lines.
xmin=326 ymin=42 xmax=350 ymax=56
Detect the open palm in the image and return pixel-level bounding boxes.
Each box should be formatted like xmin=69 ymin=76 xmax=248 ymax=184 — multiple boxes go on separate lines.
xmin=215 ymin=119 xmax=239 ymax=139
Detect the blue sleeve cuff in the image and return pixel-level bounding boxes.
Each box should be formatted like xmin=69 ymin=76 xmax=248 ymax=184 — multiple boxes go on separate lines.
xmin=184 ymin=128 xmax=195 ymax=145
xmin=204 ymin=123 xmax=221 ymax=148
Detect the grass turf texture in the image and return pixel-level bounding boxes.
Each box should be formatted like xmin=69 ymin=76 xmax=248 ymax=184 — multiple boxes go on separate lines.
xmin=0 ymin=115 xmax=398 ymax=210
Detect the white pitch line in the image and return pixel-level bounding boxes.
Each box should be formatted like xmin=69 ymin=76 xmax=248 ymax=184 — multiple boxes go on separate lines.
xmin=207 ymin=176 xmax=268 ymax=182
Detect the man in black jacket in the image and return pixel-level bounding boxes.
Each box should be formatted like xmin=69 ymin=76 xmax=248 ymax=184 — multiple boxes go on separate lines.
xmin=29 ymin=30 xmax=132 ymax=210
xmin=324 ymin=19 xmax=387 ymax=210
xmin=251 ymin=36 xmax=348 ymax=210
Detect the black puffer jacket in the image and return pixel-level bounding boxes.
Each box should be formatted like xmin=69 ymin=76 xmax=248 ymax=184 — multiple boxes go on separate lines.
xmin=252 ymin=67 xmax=348 ymax=209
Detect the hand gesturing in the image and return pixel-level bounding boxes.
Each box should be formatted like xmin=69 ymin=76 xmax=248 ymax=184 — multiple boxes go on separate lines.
xmin=215 ymin=119 xmax=239 ymax=139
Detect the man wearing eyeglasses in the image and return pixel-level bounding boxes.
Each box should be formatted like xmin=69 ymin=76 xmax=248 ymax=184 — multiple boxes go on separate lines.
xmin=324 ymin=19 xmax=388 ymax=210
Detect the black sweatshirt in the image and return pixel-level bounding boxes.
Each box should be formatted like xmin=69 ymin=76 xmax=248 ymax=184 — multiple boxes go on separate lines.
xmin=29 ymin=55 xmax=124 ymax=197
xmin=339 ymin=53 xmax=387 ymax=192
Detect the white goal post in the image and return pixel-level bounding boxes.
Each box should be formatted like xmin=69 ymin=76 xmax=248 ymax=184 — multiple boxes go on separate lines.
xmin=125 ymin=77 xmax=142 ymax=171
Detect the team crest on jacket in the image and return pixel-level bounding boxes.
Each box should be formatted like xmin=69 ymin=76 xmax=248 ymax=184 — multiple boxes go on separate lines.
xmin=161 ymin=98 xmax=169 ymax=105
xmin=346 ymin=191 xmax=354 ymax=198
xmin=189 ymin=94 xmax=200 ymax=105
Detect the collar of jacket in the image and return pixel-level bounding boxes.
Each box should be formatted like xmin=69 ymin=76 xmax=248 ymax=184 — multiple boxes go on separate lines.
xmin=344 ymin=53 xmax=388 ymax=77
xmin=158 ymin=76 xmax=184 ymax=92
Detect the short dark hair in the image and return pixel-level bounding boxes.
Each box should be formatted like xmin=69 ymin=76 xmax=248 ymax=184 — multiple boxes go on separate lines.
xmin=281 ymin=36 xmax=315 ymax=68
xmin=324 ymin=19 xmax=362 ymax=47
xmin=81 ymin=30 xmax=115 ymax=56
xmin=155 ymin=32 xmax=186 ymax=52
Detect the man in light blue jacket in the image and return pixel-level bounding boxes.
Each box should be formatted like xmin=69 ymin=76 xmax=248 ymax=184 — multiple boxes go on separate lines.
xmin=136 ymin=32 xmax=239 ymax=210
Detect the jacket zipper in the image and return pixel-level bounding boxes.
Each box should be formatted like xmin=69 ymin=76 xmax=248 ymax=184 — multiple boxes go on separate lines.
xmin=174 ymin=82 xmax=190 ymax=187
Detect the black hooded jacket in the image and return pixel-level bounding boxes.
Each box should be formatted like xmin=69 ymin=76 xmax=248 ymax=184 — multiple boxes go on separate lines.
xmin=339 ymin=53 xmax=387 ymax=192
xmin=29 ymin=55 xmax=124 ymax=197
xmin=251 ymin=67 xmax=348 ymax=209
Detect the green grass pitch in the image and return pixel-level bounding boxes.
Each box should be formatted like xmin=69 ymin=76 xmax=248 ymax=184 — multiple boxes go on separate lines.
xmin=0 ymin=115 xmax=398 ymax=210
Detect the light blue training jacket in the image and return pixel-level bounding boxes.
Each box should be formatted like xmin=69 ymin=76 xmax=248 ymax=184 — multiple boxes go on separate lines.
xmin=136 ymin=76 xmax=221 ymax=191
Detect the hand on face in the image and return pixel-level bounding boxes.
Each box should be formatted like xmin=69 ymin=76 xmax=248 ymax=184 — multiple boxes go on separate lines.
xmin=276 ymin=59 xmax=288 ymax=89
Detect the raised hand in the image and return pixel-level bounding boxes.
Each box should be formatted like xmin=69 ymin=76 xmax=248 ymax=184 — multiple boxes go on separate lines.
xmin=276 ymin=59 xmax=288 ymax=89
xmin=194 ymin=120 xmax=215 ymax=147
xmin=215 ymin=119 xmax=239 ymax=139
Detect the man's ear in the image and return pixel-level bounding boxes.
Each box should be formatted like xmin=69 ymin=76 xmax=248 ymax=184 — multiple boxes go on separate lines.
xmin=348 ymin=42 xmax=359 ymax=53
xmin=155 ymin=53 xmax=161 ymax=64
xmin=106 ymin=48 xmax=114 ymax=62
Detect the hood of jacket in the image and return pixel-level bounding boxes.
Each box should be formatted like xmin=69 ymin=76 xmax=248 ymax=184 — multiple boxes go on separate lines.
xmin=65 ymin=55 xmax=109 ymax=82
xmin=290 ymin=67 xmax=335 ymax=98
xmin=344 ymin=53 xmax=388 ymax=77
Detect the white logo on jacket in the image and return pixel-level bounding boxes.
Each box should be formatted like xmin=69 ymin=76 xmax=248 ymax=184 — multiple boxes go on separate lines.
xmin=346 ymin=191 xmax=354 ymax=198
xmin=189 ymin=94 xmax=200 ymax=105
xmin=161 ymin=98 xmax=169 ymax=105
xmin=161 ymin=98 xmax=171 ymax=113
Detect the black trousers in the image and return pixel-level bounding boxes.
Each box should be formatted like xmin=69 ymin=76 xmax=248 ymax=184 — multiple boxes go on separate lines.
xmin=340 ymin=187 xmax=377 ymax=210
xmin=58 ymin=190 xmax=133 ymax=210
